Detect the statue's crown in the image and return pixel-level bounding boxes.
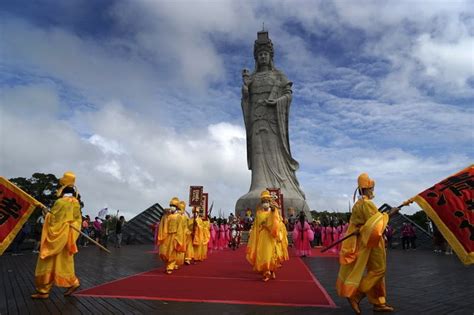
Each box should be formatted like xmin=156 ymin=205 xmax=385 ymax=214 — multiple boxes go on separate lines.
xmin=254 ymin=31 xmax=274 ymax=59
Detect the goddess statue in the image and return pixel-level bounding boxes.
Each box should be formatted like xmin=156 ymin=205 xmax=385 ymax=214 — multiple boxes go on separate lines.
xmin=235 ymin=30 xmax=310 ymax=218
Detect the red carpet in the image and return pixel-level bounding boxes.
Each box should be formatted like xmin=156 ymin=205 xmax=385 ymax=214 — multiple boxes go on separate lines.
xmin=75 ymin=247 xmax=336 ymax=308
xmin=310 ymin=247 xmax=339 ymax=258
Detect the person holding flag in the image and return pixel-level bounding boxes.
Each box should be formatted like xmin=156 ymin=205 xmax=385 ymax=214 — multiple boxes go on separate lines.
xmin=336 ymin=173 xmax=399 ymax=313
xmin=31 ymin=171 xmax=82 ymax=299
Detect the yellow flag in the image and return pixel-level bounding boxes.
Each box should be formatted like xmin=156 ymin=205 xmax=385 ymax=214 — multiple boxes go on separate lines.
xmin=0 ymin=176 xmax=44 ymax=255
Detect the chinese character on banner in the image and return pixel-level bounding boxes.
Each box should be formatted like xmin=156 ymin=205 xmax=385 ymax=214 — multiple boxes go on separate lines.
xmin=189 ymin=186 xmax=203 ymax=207
xmin=0 ymin=177 xmax=43 ymax=255
xmin=412 ymin=165 xmax=474 ymax=265
xmin=201 ymin=193 xmax=209 ymax=219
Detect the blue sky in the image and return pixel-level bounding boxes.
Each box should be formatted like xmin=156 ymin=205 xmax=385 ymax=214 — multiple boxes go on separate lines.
xmin=1 ymin=0 xmax=473 ymax=219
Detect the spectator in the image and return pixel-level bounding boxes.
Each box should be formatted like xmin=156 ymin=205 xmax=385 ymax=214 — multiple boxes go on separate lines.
xmin=384 ymin=224 xmax=394 ymax=249
xmin=81 ymin=215 xmax=90 ymax=247
xmin=401 ymin=223 xmax=410 ymax=250
xmin=115 ymin=216 xmax=125 ymax=248
xmin=101 ymin=215 xmax=113 ymax=248
xmin=12 ymin=222 xmax=31 ymax=255
xmin=287 ymin=211 xmax=296 ymax=232
xmin=408 ymin=223 xmax=417 ymax=250
xmin=33 ymin=214 xmax=45 ymax=253
xmin=432 ymin=223 xmax=445 ymax=253
xmin=93 ymin=217 xmax=102 ymax=244
xmin=311 ymin=220 xmax=322 ymax=247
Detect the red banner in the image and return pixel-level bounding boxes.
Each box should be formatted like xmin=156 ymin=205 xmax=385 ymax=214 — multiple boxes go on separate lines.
xmin=201 ymin=193 xmax=209 ymax=219
xmin=0 ymin=177 xmax=43 ymax=255
xmin=413 ymin=165 xmax=473 ymax=265
xmin=189 ymin=186 xmax=203 ymax=206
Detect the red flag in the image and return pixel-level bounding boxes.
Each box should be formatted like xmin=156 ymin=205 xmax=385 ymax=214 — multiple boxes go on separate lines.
xmin=0 ymin=177 xmax=44 ymax=255
xmin=412 ymin=165 xmax=473 ymax=265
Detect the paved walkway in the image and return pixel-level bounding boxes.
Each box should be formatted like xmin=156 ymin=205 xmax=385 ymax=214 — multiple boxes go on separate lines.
xmin=1 ymin=245 xmax=472 ymax=314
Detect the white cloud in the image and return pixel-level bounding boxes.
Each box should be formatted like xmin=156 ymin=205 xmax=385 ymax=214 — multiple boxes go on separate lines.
xmin=88 ymin=135 xmax=125 ymax=155
xmin=1 ymin=1 xmax=473 ymax=220
xmin=414 ymin=34 xmax=474 ymax=87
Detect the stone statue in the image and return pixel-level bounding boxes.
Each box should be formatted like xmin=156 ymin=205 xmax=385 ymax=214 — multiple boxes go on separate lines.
xmin=235 ymin=30 xmax=311 ymax=218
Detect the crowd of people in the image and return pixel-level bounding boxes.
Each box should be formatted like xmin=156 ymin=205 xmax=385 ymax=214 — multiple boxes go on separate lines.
xmin=80 ymin=214 xmax=126 ymax=249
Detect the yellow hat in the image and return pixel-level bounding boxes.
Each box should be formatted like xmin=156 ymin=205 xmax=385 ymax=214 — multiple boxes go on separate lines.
xmin=59 ymin=171 xmax=76 ymax=187
xmin=169 ymin=197 xmax=180 ymax=207
xmin=260 ymin=190 xmax=272 ymax=201
xmin=178 ymin=201 xmax=186 ymax=211
xmin=56 ymin=171 xmax=78 ymax=197
xmin=357 ymin=173 xmax=375 ymax=189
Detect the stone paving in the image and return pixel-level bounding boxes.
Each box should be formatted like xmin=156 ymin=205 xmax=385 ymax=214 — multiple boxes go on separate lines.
xmin=1 ymin=245 xmax=473 ymax=314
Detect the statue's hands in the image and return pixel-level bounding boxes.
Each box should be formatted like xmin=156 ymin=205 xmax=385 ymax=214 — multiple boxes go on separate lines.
xmin=265 ymin=99 xmax=277 ymax=106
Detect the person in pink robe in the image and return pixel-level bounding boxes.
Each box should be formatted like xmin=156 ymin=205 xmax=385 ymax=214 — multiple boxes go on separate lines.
xmin=218 ymin=220 xmax=227 ymax=250
xmin=292 ymin=212 xmax=314 ymax=257
xmin=336 ymin=220 xmax=344 ymax=252
xmin=325 ymin=222 xmax=338 ymax=254
xmin=321 ymin=225 xmax=327 ymax=248
xmin=208 ymin=219 xmax=216 ymax=253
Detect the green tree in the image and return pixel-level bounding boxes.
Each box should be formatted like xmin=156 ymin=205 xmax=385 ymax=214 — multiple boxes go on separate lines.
xmin=9 ymin=173 xmax=60 ymax=221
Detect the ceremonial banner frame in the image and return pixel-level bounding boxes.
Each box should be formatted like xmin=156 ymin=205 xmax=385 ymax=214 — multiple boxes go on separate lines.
xmin=201 ymin=193 xmax=209 ymax=219
xmin=413 ymin=165 xmax=473 ymax=265
xmin=189 ymin=186 xmax=203 ymax=207
xmin=0 ymin=177 xmax=44 ymax=255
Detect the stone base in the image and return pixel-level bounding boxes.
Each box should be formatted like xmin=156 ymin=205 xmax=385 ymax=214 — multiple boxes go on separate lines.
xmin=235 ymin=189 xmax=311 ymax=219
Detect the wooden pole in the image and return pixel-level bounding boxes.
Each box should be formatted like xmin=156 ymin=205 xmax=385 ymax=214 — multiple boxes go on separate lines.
xmin=321 ymin=201 xmax=412 ymax=253
xmin=69 ymin=224 xmax=111 ymax=254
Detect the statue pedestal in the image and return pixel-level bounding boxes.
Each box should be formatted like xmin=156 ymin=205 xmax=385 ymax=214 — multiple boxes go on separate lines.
xmin=235 ymin=189 xmax=311 ymax=218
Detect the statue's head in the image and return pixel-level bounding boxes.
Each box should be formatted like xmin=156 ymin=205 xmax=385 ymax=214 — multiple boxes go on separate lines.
xmin=254 ymin=31 xmax=274 ymax=70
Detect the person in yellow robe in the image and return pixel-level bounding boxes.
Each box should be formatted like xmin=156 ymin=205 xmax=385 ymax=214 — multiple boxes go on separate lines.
xmin=191 ymin=207 xmax=205 ymax=262
xmin=201 ymin=212 xmax=211 ymax=260
xmin=31 ymin=172 xmax=82 ymax=299
xmin=336 ymin=173 xmax=399 ymax=314
xmin=176 ymin=200 xmax=188 ymax=268
xmin=158 ymin=197 xmax=184 ymax=274
xmin=246 ymin=190 xmax=284 ymax=282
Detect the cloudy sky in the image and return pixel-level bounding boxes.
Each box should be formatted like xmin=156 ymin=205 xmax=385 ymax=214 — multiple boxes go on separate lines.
xmin=1 ymin=0 xmax=473 ymax=219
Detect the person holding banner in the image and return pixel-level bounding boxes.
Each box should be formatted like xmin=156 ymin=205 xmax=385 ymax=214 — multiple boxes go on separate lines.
xmin=31 ymin=172 xmax=82 ymax=299
xmin=246 ymin=190 xmax=284 ymax=282
xmin=336 ymin=173 xmax=399 ymax=313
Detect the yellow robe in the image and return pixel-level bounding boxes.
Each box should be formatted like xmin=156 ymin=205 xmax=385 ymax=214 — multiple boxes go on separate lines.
xmin=34 ymin=196 xmax=82 ymax=293
xmin=158 ymin=213 xmax=184 ymax=271
xmin=276 ymin=217 xmax=289 ymax=264
xmin=192 ymin=217 xmax=205 ymax=261
xmin=336 ymin=197 xmax=389 ymax=305
xmin=201 ymin=220 xmax=210 ymax=260
xmin=246 ymin=208 xmax=281 ymax=273
xmin=176 ymin=213 xmax=187 ymax=266
xmin=184 ymin=217 xmax=195 ymax=262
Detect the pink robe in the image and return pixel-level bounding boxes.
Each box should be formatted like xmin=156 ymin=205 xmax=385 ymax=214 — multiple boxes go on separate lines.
xmin=208 ymin=224 xmax=217 ymax=251
xmin=292 ymin=221 xmax=314 ymax=256
xmin=325 ymin=226 xmax=338 ymax=253
xmin=218 ymin=225 xmax=227 ymax=250
xmin=335 ymin=225 xmax=344 ymax=252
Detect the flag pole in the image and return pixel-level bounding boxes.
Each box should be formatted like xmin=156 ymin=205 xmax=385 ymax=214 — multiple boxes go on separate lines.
xmin=321 ymin=200 xmax=413 ymax=253
xmin=69 ymin=224 xmax=111 ymax=254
